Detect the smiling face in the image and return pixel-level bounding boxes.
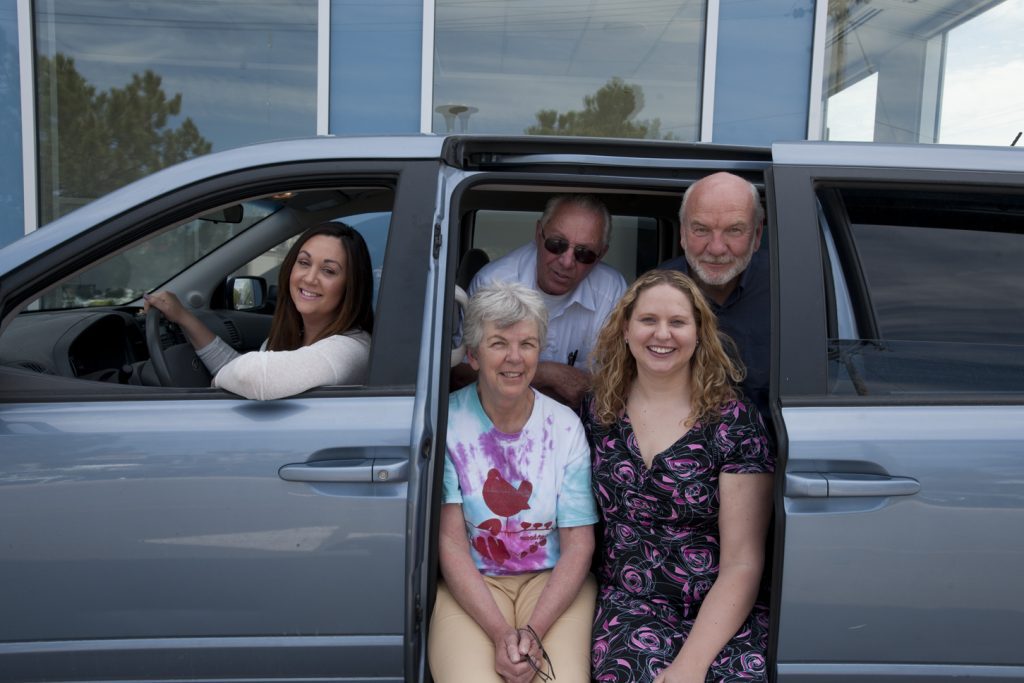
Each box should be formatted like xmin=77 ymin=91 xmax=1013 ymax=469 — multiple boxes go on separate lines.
xmin=534 ymin=202 xmax=607 ymax=296
xmin=288 ymin=234 xmax=348 ymax=340
xmin=468 ymin=318 xmax=541 ymax=406
xmin=624 ymin=283 xmax=700 ymax=379
xmin=681 ymin=172 xmax=762 ymax=293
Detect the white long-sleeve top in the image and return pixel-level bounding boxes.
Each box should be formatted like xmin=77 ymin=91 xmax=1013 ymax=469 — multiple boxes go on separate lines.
xmin=195 ymin=331 xmax=371 ymax=400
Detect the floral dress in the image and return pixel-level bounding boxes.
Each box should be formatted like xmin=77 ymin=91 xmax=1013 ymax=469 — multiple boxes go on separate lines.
xmin=582 ymin=395 xmax=773 ymax=683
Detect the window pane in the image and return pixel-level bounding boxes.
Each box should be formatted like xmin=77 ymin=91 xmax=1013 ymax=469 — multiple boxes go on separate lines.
xmin=825 ymin=186 xmax=1024 ymax=395
xmin=713 ymin=0 xmax=814 ymax=145
xmin=35 ymin=0 xmax=317 ymax=225
xmin=0 ymin=4 xmax=21 ymax=246
xmin=821 ymin=0 xmax=1024 ymax=145
xmin=940 ymin=0 xmax=1024 ymax=145
xmin=433 ymin=0 xmax=705 ymax=140
xmin=330 ymin=0 xmax=421 ymax=134
xmin=38 ymin=200 xmax=277 ymax=310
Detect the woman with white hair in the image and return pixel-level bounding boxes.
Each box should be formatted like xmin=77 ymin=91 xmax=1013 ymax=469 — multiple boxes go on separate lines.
xmin=430 ymin=281 xmax=597 ymax=683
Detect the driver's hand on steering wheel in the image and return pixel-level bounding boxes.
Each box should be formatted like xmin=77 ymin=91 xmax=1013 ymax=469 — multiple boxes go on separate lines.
xmin=143 ymin=291 xmax=188 ymax=325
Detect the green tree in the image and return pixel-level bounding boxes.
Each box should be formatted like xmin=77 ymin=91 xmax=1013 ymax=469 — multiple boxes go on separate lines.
xmin=37 ymin=53 xmax=212 ymax=223
xmin=526 ymin=77 xmax=675 ymax=140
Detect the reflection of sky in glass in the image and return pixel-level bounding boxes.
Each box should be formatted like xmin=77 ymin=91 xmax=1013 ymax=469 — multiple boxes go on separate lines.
xmin=856 ymin=223 xmax=1024 ymax=345
xmin=713 ymin=0 xmax=814 ymax=145
xmin=940 ymin=0 xmax=1024 ymax=145
xmin=330 ymin=0 xmax=421 ymax=135
xmin=35 ymin=0 xmax=317 ymax=152
xmin=0 ymin=5 xmax=23 ymax=247
xmin=433 ymin=0 xmax=705 ymax=139
xmin=825 ymin=72 xmax=876 ymax=141
xmin=823 ymin=0 xmax=1024 ymax=146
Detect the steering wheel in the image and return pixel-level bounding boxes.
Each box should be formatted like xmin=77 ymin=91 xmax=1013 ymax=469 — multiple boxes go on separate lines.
xmin=145 ymin=307 xmax=213 ymax=387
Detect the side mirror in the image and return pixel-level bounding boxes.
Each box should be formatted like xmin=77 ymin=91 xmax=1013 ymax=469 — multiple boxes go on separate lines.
xmin=228 ymin=276 xmax=267 ymax=311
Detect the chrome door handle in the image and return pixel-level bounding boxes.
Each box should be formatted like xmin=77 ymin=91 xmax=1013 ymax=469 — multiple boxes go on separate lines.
xmin=279 ymin=458 xmax=408 ymax=483
xmin=786 ymin=472 xmax=920 ymax=498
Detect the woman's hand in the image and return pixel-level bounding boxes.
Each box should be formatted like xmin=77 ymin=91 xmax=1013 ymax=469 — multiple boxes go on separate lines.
xmin=652 ymin=661 xmax=706 ymax=683
xmin=143 ymin=290 xmax=188 ymax=324
xmin=492 ymin=628 xmax=536 ymax=683
xmin=143 ymin=290 xmax=215 ymax=349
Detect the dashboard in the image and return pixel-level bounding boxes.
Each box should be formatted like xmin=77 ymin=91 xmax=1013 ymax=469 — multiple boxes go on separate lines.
xmin=0 ymin=307 xmax=271 ymax=387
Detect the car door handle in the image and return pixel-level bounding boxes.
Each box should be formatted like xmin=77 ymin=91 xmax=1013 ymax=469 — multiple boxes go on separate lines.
xmin=786 ymin=472 xmax=920 ymax=498
xmin=279 ymin=458 xmax=408 ymax=483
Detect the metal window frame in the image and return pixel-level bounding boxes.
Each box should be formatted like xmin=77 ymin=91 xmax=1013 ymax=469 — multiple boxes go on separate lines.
xmin=806 ymin=0 xmax=828 ymax=140
xmin=420 ymin=0 xmax=435 ymax=133
xmin=700 ymin=0 xmax=719 ymax=142
xmin=317 ymin=0 xmax=330 ymax=135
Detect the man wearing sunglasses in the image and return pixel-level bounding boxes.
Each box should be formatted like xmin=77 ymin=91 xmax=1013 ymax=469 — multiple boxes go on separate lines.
xmin=659 ymin=172 xmax=769 ymax=420
xmin=468 ymin=194 xmax=627 ymax=409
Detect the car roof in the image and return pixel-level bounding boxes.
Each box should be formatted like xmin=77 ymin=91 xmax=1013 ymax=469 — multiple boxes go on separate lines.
xmin=773 ymin=140 xmax=1024 ymax=172
xmin=5 ymin=135 xmax=1019 ymax=268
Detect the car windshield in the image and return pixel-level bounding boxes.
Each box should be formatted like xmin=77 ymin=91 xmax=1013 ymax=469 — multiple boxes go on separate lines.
xmin=34 ymin=200 xmax=280 ymax=311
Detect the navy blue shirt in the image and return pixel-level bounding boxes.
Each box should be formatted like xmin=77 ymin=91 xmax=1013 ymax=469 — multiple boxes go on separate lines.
xmin=659 ymin=249 xmax=770 ymax=421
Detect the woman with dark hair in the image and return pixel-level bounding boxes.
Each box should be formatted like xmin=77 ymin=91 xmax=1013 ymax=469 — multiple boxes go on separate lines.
xmin=582 ymin=269 xmax=773 ymax=683
xmin=145 ymin=222 xmax=374 ymax=399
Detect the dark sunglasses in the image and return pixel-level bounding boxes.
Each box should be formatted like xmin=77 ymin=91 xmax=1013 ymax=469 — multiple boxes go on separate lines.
xmin=541 ymin=229 xmax=599 ymax=265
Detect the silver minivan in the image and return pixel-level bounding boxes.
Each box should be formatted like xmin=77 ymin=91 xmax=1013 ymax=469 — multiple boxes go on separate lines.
xmin=1 ymin=136 xmax=1022 ymax=682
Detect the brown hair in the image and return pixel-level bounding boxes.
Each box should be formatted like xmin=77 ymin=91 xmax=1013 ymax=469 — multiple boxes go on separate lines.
xmin=266 ymin=222 xmax=374 ymax=351
xmin=590 ymin=269 xmax=744 ymax=426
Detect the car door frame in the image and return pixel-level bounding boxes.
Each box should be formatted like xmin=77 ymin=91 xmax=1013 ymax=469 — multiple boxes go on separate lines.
xmin=769 ymin=142 xmax=1024 ymax=682
xmin=0 ymin=156 xmax=442 ymax=683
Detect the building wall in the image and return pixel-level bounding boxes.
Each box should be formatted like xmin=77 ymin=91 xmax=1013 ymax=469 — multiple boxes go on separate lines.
xmin=4 ymin=0 xmax=1022 ymax=246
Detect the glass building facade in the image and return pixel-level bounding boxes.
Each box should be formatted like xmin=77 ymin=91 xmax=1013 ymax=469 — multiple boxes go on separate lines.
xmin=4 ymin=0 xmax=1022 ymax=246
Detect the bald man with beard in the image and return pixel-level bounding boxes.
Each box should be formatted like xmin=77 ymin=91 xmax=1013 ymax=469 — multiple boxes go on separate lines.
xmin=659 ymin=172 xmax=770 ymax=421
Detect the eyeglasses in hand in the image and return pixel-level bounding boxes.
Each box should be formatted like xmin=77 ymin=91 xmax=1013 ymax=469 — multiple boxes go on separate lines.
xmin=517 ymin=624 xmax=555 ymax=681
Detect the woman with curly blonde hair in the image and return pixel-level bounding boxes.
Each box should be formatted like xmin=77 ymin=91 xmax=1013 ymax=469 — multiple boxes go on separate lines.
xmin=581 ymin=269 xmax=774 ymax=683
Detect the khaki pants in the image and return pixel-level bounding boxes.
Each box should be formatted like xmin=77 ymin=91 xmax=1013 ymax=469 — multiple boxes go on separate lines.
xmin=429 ymin=571 xmax=596 ymax=683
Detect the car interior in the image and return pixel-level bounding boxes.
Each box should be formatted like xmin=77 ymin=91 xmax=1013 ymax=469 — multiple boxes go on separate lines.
xmin=0 ymin=174 xmax=772 ymax=400
xmin=0 ymin=185 xmax=395 ymax=394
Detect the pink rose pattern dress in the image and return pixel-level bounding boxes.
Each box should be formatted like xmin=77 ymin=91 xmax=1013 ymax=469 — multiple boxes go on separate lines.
xmin=582 ymin=395 xmax=773 ymax=682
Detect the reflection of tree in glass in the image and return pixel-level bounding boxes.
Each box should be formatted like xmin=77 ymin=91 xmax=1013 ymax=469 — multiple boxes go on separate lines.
xmin=37 ymin=53 xmax=212 ymax=223
xmin=526 ymin=77 xmax=676 ymax=140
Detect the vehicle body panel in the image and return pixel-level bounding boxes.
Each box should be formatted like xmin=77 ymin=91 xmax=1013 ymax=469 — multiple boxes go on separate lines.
xmin=772 ymin=142 xmax=1024 ymax=681
xmin=1 ymin=397 xmax=411 ymax=682
xmin=0 ymin=134 xmax=1021 ymax=681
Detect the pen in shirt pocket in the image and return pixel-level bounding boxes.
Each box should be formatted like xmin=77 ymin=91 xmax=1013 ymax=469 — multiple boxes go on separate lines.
xmin=567 ymin=349 xmax=578 ymax=367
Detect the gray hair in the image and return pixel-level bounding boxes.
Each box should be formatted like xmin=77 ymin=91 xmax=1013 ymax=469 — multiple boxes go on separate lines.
xmin=463 ymin=281 xmax=549 ymax=352
xmin=679 ymin=173 xmax=765 ymax=228
xmin=539 ymin=194 xmax=613 ymax=247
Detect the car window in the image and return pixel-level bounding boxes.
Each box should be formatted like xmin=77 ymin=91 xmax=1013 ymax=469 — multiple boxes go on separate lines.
xmin=33 ymin=201 xmax=278 ymax=310
xmin=0 ymin=185 xmax=397 ymax=393
xmin=821 ymin=185 xmax=1024 ymax=395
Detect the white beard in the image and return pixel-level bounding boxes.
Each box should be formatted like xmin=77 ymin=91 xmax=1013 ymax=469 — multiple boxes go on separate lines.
xmin=685 ymin=240 xmax=756 ymax=287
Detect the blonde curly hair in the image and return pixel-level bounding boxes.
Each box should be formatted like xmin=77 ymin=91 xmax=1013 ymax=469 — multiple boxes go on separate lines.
xmin=590 ymin=269 xmax=744 ymax=427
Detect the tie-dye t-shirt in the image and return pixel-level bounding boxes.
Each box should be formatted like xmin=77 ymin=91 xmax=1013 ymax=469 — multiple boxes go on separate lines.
xmin=444 ymin=384 xmax=598 ymax=576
